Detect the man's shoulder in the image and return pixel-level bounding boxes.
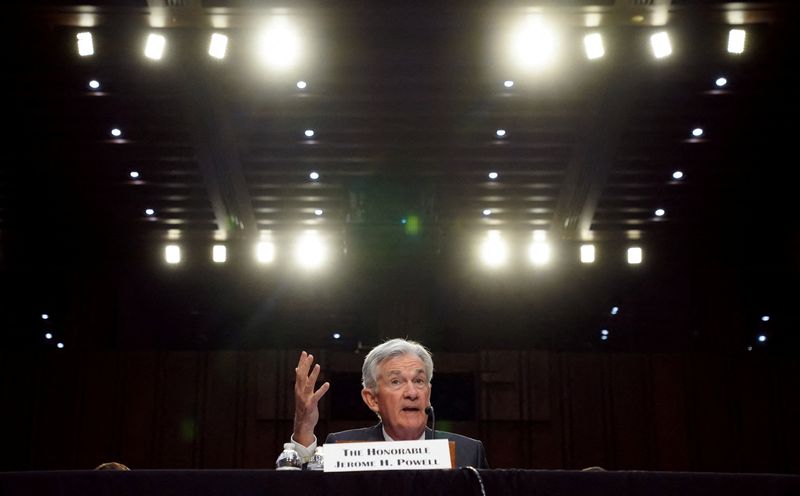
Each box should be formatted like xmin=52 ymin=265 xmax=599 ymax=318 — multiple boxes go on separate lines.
xmin=325 ymin=425 xmax=383 ymax=443
xmin=431 ymin=430 xmax=483 ymax=446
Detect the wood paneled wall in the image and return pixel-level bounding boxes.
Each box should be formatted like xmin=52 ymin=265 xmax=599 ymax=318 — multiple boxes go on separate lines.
xmin=1 ymin=349 xmax=798 ymax=473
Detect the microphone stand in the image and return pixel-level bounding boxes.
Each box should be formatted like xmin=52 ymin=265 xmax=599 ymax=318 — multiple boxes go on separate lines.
xmin=425 ymin=405 xmax=435 ymax=440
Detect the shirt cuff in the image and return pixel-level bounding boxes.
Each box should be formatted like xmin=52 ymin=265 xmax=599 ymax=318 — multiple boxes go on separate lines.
xmin=290 ymin=434 xmax=318 ymax=462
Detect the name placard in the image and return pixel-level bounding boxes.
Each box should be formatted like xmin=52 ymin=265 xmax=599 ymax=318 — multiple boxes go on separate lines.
xmin=323 ymin=439 xmax=452 ymax=472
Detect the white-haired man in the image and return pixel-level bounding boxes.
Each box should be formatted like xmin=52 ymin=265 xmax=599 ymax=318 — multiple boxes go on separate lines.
xmin=291 ymin=338 xmax=488 ymax=468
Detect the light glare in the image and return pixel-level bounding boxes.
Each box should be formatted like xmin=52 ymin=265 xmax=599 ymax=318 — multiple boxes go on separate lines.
xmin=672 ymin=170 xmax=684 ymax=180
xmin=295 ymin=231 xmax=327 ymax=269
xmin=309 ymin=171 xmax=319 ymax=180
xmin=715 ymin=77 xmax=727 ymax=87
xmin=297 ymin=80 xmax=307 ymax=89
xmin=257 ymin=18 xmax=301 ymax=69
xmin=305 ymin=129 xmax=315 ymax=138
xmin=480 ymin=231 xmax=508 ymax=268
xmin=488 ymin=172 xmax=499 ymax=180
xmin=512 ymin=16 xmax=558 ymax=68
xmin=528 ymin=241 xmax=551 ymax=266
xmin=88 ymin=80 xmax=100 ymax=89
xmin=256 ymin=241 xmax=275 ymax=264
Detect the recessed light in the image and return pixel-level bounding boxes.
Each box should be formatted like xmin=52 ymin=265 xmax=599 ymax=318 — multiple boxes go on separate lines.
xmin=309 ymin=171 xmax=319 ymax=180
xmin=692 ymin=128 xmax=704 ymax=137
xmin=503 ymin=80 xmax=514 ymax=88
xmin=488 ymin=172 xmax=499 ymax=180
xmin=495 ymin=129 xmax=506 ymax=138
xmin=715 ymin=77 xmax=727 ymax=87
xmin=297 ymin=80 xmax=307 ymax=89
xmin=304 ymin=129 xmax=315 ymax=138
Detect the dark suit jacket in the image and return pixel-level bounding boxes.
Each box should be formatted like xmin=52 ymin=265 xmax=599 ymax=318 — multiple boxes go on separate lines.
xmin=325 ymin=423 xmax=489 ymax=469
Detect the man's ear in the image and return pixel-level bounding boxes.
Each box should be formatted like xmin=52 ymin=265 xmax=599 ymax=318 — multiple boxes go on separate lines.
xmin=361 ymin=387 xmax=380 ymax=414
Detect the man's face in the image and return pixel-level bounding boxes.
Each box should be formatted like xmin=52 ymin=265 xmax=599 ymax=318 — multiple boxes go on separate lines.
xmin=361 ymin=353 xmax=431 ymax=440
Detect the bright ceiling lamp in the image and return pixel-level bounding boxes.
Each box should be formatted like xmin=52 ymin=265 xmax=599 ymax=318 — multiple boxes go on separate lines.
xmin=583 ymin=32 xmax=604 ymax=60
xmin=144 ymin=33 xmax=166 ymax=60
xmin=580 ymin=244 xmax=595 ymax=264
xmin=257 ymin=17 xmax=302 ymax=70
xmin=212 ymin=244 xmax=227 ymax=263
xmin=528 ymin=230 xmax=550 ymax=266
xmin=255 ymin=240 xmax=275 ymax=264
xmin=76 ymin=32 xmax=94 ymax=56
xmin=650 ymin=31 xmax=672 ymax=59
xmin=165 ymin=244 xmax=181 ymax=264
xmin=727 ymin=28 xmax=746 ymax=54
xmin=511 ymin=16 xmax=558 ymax=69
xmin=627 ymin=246 xmax=643 ymax=265
xmin=480 ymin=230 xmax=508 ymax=268
xmin=209 ymin=33 xmax=228 ymax=59
xmin=294 ymin=230 xmax=327 ymax=269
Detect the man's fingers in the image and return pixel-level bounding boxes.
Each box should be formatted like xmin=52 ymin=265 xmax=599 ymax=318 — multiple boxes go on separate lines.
xmin=295 ymin=351 xmax=309 ymax=376
xmin=308 ymin=363 xmax=321 ymax=384
xmin=312 ymin=382 xmax=330 ymax=401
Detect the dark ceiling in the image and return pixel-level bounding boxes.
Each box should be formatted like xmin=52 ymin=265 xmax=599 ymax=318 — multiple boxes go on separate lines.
xmin=2 ymin=0 xmax=798 ymax=352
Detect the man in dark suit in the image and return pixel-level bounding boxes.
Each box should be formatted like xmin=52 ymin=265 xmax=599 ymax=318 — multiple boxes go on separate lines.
xmin=291 ymin=338 xmax=488 ymax=468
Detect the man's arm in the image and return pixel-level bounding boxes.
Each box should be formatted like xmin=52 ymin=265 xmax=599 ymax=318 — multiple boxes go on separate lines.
xmin=293 ymin=351 xmax=330 ymax=448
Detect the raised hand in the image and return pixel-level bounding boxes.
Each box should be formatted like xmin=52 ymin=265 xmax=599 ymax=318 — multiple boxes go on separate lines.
xmin=292 ymin=351 xmax=330 ymax=447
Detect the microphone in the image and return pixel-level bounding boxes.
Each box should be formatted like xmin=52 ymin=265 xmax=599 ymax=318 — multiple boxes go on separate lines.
xmin=425 ymin=405 xmax=435 ymax=440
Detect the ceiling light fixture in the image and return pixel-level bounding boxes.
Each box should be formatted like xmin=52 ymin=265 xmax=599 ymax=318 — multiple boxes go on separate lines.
xmin=650 ymin=31 xmax=672 ymax=59
xmin=583 ymin=32 xmax=605 ymax=60
xmin=144 ymin=33 xmax=166 ymax=60
xmin=77 ymin=32 xmax=94 ymax=56
xmin=208 ymin=33 xmax=228 ymax=59
xmin=727 ymin=28 xmax=746 ymax=54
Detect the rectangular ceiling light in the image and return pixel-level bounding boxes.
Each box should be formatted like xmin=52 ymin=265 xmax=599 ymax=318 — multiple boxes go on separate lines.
xmin=583 ymin=33 xmax=604 ymax=60
xmin=165 ymin=245 xmax=181 ymax=264
xmin=209 ymin=33 xmax=228 ymax=59
xmin=627 ymin=247 xmax=643 ymax=265
xmin=145 ymin=33 xmax=166 ymax=60
xmin=76 ymin=32 xmax=94 ymax=56
xmin=580 ymin=244 xmax=595 ymax=263
xmin=650 ymin=31 xmax=672 ymax=59
xmin=727 ymin=29 xmax=746 ymax=54
xmin=212 ymin=245 xmax=227 ymax=263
